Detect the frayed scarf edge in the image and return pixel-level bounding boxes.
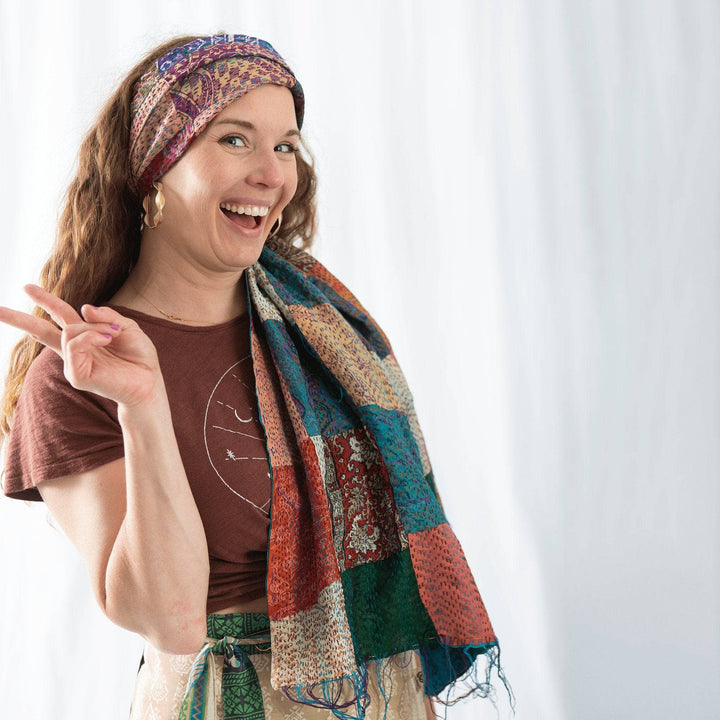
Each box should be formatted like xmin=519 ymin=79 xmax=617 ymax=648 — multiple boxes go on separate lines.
xmin=278 ymin=641 xmax=514 ymax=720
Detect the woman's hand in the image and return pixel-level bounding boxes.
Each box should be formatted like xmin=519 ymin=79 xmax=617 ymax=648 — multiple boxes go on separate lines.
xmin=0 ymin=285 xmax=160 ymax=408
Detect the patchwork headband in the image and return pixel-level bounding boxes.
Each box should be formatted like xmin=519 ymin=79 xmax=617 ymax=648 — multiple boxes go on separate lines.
xmin=129 ymin=34 xmax=304 ymax=196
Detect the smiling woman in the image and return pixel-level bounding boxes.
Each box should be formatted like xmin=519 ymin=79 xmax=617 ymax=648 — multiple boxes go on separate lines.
xmin=111 ymin=85 xmax=301 ymax=316
xmin=0 ymin=33 xmax=506 ymax=720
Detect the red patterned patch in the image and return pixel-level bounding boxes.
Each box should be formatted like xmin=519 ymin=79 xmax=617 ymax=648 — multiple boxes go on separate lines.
xmin=250 ymin=328 xmax=301 ymax=467
xmin=408 ymin=524 xmax=496 ymax=646
xmin=306 ymin=260 xmax=358 ymax=305
xmin=325 ymin=428 xmax=404 ymax=569
xmin=267 ymin=457 xmax=340 ymax=618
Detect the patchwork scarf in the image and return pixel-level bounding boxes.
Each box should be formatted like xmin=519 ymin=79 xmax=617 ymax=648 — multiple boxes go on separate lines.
xmin=240 ymin=247 xmax=503 ymax=714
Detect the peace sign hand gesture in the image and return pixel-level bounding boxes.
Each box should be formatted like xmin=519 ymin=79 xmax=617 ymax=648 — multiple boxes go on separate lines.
xmin=0 ymin=285 xmax=162 ymax=408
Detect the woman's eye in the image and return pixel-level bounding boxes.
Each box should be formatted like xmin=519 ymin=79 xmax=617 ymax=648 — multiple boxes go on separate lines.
xmin=222 ymin=135 xmax=246 ymax=148
xmin=275 ymin=142 xmax=297 ymax=154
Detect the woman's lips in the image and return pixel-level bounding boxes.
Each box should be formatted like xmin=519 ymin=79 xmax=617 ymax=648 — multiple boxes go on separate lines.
xmin=219 ymin=207 xmax=272 ymax=239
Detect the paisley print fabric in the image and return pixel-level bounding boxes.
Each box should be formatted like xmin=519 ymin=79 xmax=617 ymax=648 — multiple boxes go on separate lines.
xmin=129 ymin=34 xmax=304 ymax=196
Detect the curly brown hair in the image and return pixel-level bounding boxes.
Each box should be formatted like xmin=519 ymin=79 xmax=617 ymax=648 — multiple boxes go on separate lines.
xmin=1 ymin=34 xmax=317 ymax=439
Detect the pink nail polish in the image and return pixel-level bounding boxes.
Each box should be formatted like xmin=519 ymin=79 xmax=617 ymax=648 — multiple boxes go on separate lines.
xmin=102 ymin=333 xmax=112 ymax=339
xmin=110 ymin=324 xmax=120 ymax=331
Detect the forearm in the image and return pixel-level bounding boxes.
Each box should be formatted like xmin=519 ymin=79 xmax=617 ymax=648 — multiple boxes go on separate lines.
xmin=105 ymin=381 xmax=209 ymax=654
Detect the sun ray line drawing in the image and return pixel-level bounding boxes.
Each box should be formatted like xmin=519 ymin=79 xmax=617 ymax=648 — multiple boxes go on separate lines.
xmin=231 ymin=373 xmax=253 ymax=391
xmin=211 ymin=425 xmax=264 ymax=441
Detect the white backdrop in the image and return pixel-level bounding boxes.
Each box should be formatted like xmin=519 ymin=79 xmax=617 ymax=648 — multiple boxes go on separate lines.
xmin=1 ymin=1 xmax=718 ymax=719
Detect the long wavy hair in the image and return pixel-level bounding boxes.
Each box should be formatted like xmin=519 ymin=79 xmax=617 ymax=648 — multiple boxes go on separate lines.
xmin=0 ymin=34 xmax=317 ymax=439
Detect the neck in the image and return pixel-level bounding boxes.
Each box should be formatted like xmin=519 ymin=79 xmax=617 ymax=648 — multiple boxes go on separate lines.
xmin=111 ymin=257 xmax=249 ymax=325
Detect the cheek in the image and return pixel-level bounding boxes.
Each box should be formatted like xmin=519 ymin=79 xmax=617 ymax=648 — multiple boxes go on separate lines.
xmin=160 ymin=154 xmax=219 ymax=215
xmin=166 ymin=189 xmax=212 ymax=221
xmin=165 ymin=174 xmax=217 ymax=218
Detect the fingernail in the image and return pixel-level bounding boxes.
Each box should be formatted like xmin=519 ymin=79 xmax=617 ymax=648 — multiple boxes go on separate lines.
xmin=110 ymin=324 xmax=120 ymax=330
xmin=102 ymin=333 xmax=112 ymax=339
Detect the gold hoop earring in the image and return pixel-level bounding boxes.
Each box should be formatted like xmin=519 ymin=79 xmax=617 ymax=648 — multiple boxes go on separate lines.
xmin=267 ymin=213 xmax=282 ymax=240
xmin=142 ymin=181 xmax=165 ymax=229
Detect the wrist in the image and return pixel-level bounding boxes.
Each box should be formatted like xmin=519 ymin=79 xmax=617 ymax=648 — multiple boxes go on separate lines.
xmin=116 ymin=376 xmax=169 ymax=423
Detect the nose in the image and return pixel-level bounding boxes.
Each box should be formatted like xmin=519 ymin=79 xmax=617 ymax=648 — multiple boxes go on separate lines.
xmin=247 ymin=148 xmax=284 ymax=189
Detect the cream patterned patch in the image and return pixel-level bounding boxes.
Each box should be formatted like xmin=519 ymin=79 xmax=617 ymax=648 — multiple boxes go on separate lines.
xmin=290 ymin=304 xmax=402 ymax=412
xmin=247 ymin=267 xmax=284 ymax=323
xmin=270 ymin=582 xmax=357 ymax=688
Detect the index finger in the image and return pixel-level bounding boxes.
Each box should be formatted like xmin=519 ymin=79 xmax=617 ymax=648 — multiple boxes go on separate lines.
xmin=23 ymin=284 xmax=83 ymax=328
xmin=0 ymin=306 xmax=62 ymax=354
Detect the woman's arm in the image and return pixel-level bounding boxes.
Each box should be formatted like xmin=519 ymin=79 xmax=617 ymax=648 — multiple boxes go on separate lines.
xmin=38 ymin=384 xmax=210 ymax=654
xmin=1 ymin=286 xmax=209 ymax=654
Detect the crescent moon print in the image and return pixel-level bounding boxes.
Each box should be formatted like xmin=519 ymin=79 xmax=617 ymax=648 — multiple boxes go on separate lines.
xmin=203 ymin=355 xmax=271 ymax=514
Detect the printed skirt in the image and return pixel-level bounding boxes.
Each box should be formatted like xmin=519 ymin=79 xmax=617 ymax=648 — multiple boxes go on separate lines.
xmin=129 ymin=612 xmax=427 ymax=720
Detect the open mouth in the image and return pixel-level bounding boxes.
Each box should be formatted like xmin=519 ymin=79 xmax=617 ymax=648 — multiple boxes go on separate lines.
xmin=220 ymin=202 xmax=269 ymax=229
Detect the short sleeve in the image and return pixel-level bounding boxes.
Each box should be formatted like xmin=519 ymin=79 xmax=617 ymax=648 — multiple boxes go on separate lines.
xmin=2 ymin=348 xmax=124 ymax=501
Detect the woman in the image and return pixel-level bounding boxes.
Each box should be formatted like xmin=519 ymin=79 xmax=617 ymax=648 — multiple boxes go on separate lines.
xmin=0 ymin=34 xmax=505 ymax=719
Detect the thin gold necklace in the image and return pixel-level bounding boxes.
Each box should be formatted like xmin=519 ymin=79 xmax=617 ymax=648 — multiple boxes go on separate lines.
xmin=133 ymin=286 xmax=215 ymax=325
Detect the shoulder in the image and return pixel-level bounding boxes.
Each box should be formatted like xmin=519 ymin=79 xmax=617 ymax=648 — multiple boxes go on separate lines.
xmin=20 ymin=346 xmax=115 ymax=417
xmin=23 ymin=346 xmax=65 ymax=390
xmin=4 ymin=347 xmax=123 ymax=501
xmin=17 ymin=347 xmax=71 ymax=416
xmin=13 ymin=344 xmax=121 ymax=448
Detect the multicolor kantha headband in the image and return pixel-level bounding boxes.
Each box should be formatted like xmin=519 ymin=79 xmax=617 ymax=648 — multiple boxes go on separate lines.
xmin=129 ymin=34 xmax=304 ymax=196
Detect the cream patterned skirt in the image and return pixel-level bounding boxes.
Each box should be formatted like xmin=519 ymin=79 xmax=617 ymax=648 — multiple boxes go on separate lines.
xmin=129 ymin=613 xmax=427 ymax=720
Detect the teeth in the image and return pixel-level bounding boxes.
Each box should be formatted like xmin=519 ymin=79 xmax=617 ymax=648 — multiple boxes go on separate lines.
xmin=220 ymin=203 xmax=269 ymax=217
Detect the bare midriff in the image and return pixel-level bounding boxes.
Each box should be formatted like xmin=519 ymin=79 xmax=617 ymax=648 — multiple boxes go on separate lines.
xmin=214 ymin=595 xmax=268 ymax=615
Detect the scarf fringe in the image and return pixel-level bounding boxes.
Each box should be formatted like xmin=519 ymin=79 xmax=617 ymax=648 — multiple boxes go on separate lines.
xmin=279 ymin=643 xmax=514 ymax=719
xmin=281 ymin=666 xmax=370 ymax=720
xmin=433 ymin=644 xmax=516 ymax=714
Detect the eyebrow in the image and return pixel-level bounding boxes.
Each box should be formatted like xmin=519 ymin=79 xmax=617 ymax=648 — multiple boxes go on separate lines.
xmin=213 ymin=119 xmax=301 ymax=138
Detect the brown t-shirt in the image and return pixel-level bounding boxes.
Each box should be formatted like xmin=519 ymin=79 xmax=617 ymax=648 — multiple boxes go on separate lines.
xmin=3 ymin=308 xmax=272 ymax=613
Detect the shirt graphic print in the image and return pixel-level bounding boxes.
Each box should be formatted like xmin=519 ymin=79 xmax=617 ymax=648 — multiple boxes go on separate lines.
xmin=204 ymin=353 xmax=272 ymax=515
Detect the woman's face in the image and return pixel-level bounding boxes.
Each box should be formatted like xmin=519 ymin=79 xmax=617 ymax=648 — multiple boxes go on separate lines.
xmin=151 ymin=84 xmax=299 ymax=274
